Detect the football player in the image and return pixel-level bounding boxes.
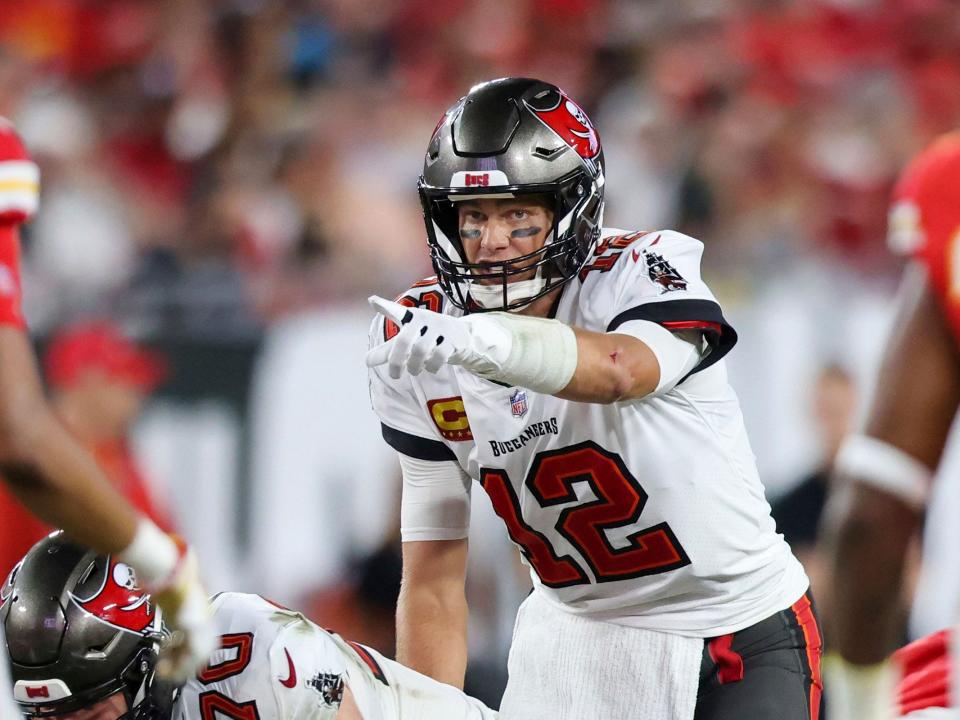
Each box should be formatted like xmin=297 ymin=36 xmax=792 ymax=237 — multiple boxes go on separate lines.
xmin=366 ymin=78 xmax=819 ymax=719
xmin=1 ymin=533 xmax=498 ymax=720
xmin=0 ymin=119 xmax=214 ymax=716
xmin=822 ymin=133 xmax=960 ymax=718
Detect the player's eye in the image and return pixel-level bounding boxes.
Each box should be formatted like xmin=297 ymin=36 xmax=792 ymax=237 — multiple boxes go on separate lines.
xmin=511 ymin=209 xmax=529 ymax=220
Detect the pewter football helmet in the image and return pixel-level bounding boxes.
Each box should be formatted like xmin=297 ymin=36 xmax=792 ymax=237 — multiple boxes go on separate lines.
xmin=419 ymin=77 xmax=605 ymax=311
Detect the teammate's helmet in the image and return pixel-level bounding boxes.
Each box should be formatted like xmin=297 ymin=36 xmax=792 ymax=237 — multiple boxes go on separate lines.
xmin=0 ymin=533 xmax=172 ymax=719
xmin=419 ymin=77 xmax=605 ymax=311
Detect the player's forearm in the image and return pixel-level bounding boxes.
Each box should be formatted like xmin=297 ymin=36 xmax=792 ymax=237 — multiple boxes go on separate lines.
xmin=0 ymin=327 xmax=138 ymax=552
xmin=821 ymin=483 xmax=920 ymax=664
xmin=2 ymin=409 xmax=139 ymax=552
xmin=556 ymin=329 xmax=659 ymax=403
xmin=396 ymin=578 xmax=469 ymax=688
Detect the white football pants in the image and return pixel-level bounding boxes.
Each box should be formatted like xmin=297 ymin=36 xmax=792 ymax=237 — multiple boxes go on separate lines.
xmin=499 ymin=590 xmax=702 ymax=720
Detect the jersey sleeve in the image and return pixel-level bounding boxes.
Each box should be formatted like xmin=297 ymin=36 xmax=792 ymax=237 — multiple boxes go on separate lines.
xmin=0 ymin=119 xmax=38 ymax=331
xmin=368 ymin=312 xmax=458 ymax=462
xmin=399 ymin=453 xmax=471 ymax=542
xmin=0 ymin=118 xmax=39 ymax=225
xmin=887 ymin=133 xmax=960 ymax=316
xmin=590 ymin=230 xmax=738 ymax=376
xmin=892 ymin=629 xmax=951 ymax=718
xmin=333 ymin=637 xmax=499 ymax=720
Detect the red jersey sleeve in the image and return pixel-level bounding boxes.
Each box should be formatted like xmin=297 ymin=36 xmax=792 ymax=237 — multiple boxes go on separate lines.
xmin=888 ymin=132 xmax=960 ymax=342
xmin=892 ymin=628 xmax=952 ymax=717
xmin=0 ymin=118 xmax=40 ymax=330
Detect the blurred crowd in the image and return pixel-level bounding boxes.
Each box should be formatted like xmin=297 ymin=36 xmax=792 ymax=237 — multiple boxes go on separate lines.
xmin=1 ymin=0 xmax=957 ymax=335
xmin=2 ymin=0 xmax=960 ymax=707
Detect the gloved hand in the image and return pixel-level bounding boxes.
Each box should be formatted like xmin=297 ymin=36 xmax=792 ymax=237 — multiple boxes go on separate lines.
xmin=366 ymin=295 xmax=578 ymax=395
xmin=365 ymin=295 xmax=512 ymax=380
xmin=149 ymin=538 xmax=217 ymax=682
xmin=120 ymin=521 xmax=217 ymax=682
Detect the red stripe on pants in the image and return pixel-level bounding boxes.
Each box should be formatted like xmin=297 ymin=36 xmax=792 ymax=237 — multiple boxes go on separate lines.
xmin=791 ymin=595 xmax=823 ymax=720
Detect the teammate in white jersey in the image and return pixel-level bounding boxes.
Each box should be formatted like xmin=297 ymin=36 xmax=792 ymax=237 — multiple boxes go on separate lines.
xmin=2 ymin=533 xmax=497 ymax=720
xmin=366 ymin=77 xmax=818 ymax=720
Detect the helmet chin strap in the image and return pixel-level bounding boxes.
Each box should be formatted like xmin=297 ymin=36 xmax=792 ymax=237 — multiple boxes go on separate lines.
xmin=469 ymin=275 xmax=546 ymax=310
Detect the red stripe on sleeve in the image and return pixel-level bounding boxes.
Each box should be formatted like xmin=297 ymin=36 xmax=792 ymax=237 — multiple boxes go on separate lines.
xmin=660 ymin=320 xmax=723 ymax=333
xmin=347 ymin=641 xmax=388 ymax=685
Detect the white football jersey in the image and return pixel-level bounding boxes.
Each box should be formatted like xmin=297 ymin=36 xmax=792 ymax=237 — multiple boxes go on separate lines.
xmin=174 ymin=593 xmax=496 ymax=720
xmin=369 ymin=228 xmax=808 ymax=637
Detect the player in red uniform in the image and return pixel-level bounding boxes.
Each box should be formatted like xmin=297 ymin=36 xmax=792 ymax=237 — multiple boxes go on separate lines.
xmin=823 ymin=133 xmax=960 ymax=718
xmin=0 ymin=118 xmax=214 ymax=715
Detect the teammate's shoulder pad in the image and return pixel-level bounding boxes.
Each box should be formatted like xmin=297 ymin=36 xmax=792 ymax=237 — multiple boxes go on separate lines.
xmin=211 ymin=591 xmax=300 ymax=620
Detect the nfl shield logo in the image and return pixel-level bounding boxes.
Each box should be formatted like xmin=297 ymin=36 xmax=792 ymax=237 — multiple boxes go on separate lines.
xmin=509 ymin=389 xmax=528 ymax=419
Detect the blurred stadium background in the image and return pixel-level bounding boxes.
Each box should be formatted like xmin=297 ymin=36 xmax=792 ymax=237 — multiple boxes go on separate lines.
xmin=2 ymin=0 xmax=960 ymax=708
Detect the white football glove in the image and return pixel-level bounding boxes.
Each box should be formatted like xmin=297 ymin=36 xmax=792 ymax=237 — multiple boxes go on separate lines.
xmin=366 ymin=295 xmax=510 ymax=379
xmin=366 ymin=295 xmax=578 ymax=395
xmin=120 ymin=522 xmax=216 ymax=682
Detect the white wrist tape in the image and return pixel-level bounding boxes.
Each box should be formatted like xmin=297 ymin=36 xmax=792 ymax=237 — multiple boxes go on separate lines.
xmin=823 ymin=654 xmax=895 ymax=720
xmin=834 ymin=434 xmax=933 ymax=509
xmin=465 ymin=312 xmax=578 ymax=395
xmin=119 ymin=519 xmax=179 ymax=587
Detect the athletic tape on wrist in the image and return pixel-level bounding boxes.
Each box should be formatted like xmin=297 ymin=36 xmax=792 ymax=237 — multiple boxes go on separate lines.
xmin=119 ymin=519 xmax=180 ymax=588
xmin=834 ymin=434 xmax=933 ymax=509
xmin=473 ymin=313 xmax=578 ymax=395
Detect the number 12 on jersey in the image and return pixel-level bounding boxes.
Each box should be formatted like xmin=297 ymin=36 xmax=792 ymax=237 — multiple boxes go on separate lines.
xmin=479 ymin=441 xmax=690 ymax=587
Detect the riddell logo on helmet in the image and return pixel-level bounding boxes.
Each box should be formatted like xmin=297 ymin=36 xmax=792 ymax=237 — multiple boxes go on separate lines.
xmin=25 ymin=686 xmax=49 ymax=699
xmin=464 ymin=173 xmax=489 ymax=187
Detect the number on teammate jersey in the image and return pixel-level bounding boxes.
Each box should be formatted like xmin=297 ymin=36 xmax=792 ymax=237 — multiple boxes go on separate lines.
xmin=479 ymin=441 xmax=690 ymax=587
xmin=197 ymin=634 xmax=258 ymax=719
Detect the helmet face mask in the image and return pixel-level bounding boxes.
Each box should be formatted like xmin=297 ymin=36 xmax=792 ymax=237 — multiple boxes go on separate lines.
xmin=419 ymin=78 xmax=605 ymax=312
xmin=1 ymin=534 xmax=172 ymax=720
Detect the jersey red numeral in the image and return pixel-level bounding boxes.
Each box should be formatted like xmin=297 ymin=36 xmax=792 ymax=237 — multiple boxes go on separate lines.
xmin=384 ymin=290 xmax=443 ymax=340
xmin=479 ymin=468 xmax=588 ymax=587
xmin=480 ymin=442 xmax=689 ymax=585
xmin=530 ymin=442 xmax=690 ymax=581
xmin=199 ymin=691 xmax=260 ymax=720
xmin=198 ymin=633 xmax=253 ymax=684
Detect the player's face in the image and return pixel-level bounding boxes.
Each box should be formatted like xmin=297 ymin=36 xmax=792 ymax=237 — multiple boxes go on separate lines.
xmin=27 ymin=692 xmax=128 ymax=720
xmin=457 ymin=197 xmax=554 ymax=283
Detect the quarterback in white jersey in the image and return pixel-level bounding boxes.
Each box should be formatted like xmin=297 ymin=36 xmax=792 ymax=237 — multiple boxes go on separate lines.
xmin=3 ymin=535 xmax=497 ymax=720
xmin=367 ymin=78 xmax=819 ymax=720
